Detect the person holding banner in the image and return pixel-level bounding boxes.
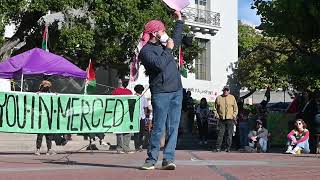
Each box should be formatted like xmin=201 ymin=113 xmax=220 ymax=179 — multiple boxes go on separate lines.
xmin=35 ymin=80 xmax=57 ymax=156
xmin=139 ymin=11 xmax=184 ymax=170
xmin=112 ymin=78 xmax=135 ymax=154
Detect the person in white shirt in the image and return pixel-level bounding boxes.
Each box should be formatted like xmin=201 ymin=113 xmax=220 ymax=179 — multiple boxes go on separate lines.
xmin=133 ymin=84 xmax=149 ymax=151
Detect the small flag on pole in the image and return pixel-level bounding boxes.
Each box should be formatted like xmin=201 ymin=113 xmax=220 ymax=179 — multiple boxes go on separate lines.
xmin=130 ymin=54 xmax=140 ymax=82
xmin=84 ymin=59 xmax=96 ymax=94
xmin=42 ymin=25 xmax=49 ymax=52
xmin=130 ymin=36 xmax=144 ymax=82
xmin=179 ymin=47 xmax=187 ymax=78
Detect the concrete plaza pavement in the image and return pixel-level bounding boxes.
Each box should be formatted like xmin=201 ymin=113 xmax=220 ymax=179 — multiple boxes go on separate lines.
xmin=0 ymin=133 xmax=319 ymax=180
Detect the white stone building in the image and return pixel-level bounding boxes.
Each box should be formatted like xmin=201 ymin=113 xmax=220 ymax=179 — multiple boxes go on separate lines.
xmin=130 ymin=0 xmax=238 ymax=102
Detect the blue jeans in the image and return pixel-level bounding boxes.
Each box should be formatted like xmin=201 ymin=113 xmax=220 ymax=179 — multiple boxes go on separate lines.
xmin=258 ymin=138 xmax=268 ymax=152
xmin=249 ymin=138 xmax=268 ymax=152
xmin=287 ymin=137 xmax=310 ymax=153
xmin=239 ymin=122 xmax=249 ymax=148
xmin=146 ymin=90 xmax=182 ymax=164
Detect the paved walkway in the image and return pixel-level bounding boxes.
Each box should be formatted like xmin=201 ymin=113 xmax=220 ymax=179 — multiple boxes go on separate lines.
xmin=0 ymin=133 xmax=117 ymax=153
xmin=0 ymin=133 xmax=319 ymax=180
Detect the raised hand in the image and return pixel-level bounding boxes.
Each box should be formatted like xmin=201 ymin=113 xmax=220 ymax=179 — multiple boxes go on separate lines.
xmin=174 ymin=11 xmax=182 ymax=20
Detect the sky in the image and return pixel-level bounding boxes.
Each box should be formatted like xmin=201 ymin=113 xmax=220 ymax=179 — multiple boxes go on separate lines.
xmin=238 ymin=0 xmax=261 ymax=26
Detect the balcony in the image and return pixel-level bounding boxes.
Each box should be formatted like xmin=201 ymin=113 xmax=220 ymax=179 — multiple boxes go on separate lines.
xmin=182 ymin=7 xmax=220 ymax=35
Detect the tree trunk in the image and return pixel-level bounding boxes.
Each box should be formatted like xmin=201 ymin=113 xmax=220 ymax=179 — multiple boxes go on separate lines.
xmin=0 ymin=38 xmax=20 ymax=61
xmin=0 ymin=11 xmax=45 ymax=60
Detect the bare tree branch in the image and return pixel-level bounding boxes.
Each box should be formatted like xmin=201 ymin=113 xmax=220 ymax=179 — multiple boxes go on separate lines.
xmin=0 ymin=11 xmax=45 ymax=59
xmin=240 ymin=88 xmax=256 ymax=99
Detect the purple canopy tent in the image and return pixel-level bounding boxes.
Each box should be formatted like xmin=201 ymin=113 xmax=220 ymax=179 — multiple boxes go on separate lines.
xmin=0 ymin=48 xmax=86 ymax=91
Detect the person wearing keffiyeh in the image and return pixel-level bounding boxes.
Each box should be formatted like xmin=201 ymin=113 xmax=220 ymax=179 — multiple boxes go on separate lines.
xmin=139 ymin=11 xmax=184 ymax=170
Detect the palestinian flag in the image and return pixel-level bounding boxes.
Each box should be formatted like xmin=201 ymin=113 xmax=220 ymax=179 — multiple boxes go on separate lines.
xmin=85 ymin=59 xmax=96 ymax=94
xmin=42 ymin=25 xmax=49 ymax=51
xmin=130 ymin=35 xmax=144 ymax=82
xmin=179 ymin=47 xmax=187 ymax=78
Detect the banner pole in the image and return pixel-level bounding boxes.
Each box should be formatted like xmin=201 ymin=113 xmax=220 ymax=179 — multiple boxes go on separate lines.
xmin=84 ymin=80 xmax=87 ymax=95
xmin=20 ymin=74 xmax=24 ymax=92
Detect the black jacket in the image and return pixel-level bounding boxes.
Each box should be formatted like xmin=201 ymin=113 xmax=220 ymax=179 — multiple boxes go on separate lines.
xmin=139 ymin=20 xmax=184 ymax=94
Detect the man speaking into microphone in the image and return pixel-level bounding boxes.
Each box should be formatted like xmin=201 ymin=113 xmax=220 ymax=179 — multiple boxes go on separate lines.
xmin=138 ymin=11 xmax=184 ymax=170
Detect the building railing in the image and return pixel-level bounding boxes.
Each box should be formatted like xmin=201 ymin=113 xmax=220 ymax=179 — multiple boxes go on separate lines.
xmin=182 ymin=7 xmax=220 ymax=28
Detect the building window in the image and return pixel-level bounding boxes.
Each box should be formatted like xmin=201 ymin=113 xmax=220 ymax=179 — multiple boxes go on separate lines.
xmin=195 ymin=0 xmax=207 ymax=6
xmin=195 ymin=39 xmax=210 ymax=80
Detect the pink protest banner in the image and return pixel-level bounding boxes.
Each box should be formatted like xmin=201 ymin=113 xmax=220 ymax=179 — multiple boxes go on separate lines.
xmin=163 ymin=0 xmax=190 ymax=11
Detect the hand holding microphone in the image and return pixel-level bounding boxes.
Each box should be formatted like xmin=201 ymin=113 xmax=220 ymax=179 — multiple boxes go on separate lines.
xmin=160 ymin=33 xmax=174 ymax=49
xmin=166 ymin=38 xmax=174 ymax=49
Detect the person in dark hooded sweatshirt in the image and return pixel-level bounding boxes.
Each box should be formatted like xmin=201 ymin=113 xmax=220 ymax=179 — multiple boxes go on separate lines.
xmin=139 ymin=11 xmax=184 ymax=170
xmin=196 ymin=98 xmax=210 ymax=145
xmin=35 ymin=80 xmax=56 ymax=156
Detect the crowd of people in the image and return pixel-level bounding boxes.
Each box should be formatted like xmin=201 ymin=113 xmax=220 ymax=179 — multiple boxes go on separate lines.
xmin=180 ymin=87 xmax=317 ymax=156
xmin=32 ymin=10 xmax=319 ymax=172
xmin=34 ymin=78 xmax=314 ymax=158
xmin=33 ymin=78 xmax=316 ymax=173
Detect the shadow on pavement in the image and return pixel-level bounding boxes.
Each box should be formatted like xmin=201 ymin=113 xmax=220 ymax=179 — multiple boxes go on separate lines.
xmin=43 ymin=160 xmax=140 ymax=170
xmin=0 ymin=160 xmax=41 ymax=164
xmin=292 ymin=154 xmax=320 ymax=159
xmin=0 ymin=152 xmax=34 ymax=155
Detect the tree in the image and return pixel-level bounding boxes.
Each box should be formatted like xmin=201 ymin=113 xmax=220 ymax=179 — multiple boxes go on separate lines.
xmin=229 ymin=23 xmax=289 ymax=96
xmin=253 ymin=0 xmax=320 ymax=91
xmin=0 ymin=0 xmax=199 ymax=74
xmin=0 ymin=15 xmax=5 ymax=47
xmin=0 ymin=0 xmax=86 ymax=58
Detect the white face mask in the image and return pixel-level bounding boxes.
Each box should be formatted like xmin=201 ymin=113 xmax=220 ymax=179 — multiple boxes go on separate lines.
xmin=159 ymin=33 xmax=170 ymax=45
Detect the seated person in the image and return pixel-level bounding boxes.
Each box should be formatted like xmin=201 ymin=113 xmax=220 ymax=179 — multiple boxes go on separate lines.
xmin=248 ymin=119 xmax=268 ymax=153
xmin=285 ymin=119 xmax=310 ymax=154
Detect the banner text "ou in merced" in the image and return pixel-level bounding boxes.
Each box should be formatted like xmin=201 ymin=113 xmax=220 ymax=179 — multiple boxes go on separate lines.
xmin=0 ymin=92 xmax=140 ymax=134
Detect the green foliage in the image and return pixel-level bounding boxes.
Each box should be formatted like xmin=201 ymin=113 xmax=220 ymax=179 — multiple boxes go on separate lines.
xmin=0 ymin=0 xmax=198 ymax=74
xmin=253 ymin=0 xmax=320 ymax=51
xmin=229 ymin=23 xmax=289 ymax=91
xmin=238 ymin=24 xmax=262 ymax=56
xmin=231 ymin=1 xmax=320 ymax=92
xmin=56 ymin=19 xmax=95 ymax=67
xmin=286 ymin=55 xmax=320 ymax=91
xmin=253 ymin=0 xmax=320 ymax=91
xmin=180 ymin=38 xmax=204 ymax=72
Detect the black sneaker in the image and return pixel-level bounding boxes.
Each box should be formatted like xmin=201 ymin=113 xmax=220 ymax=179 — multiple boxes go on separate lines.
xmin=212 ymin=148 xmax=221 ymax=152
xmin=161 ymin=160 xmax=176 ymax=170
xmin=140 ymin=162 xmax=155 ymax=170
xmin=225 ymin=148 xmax=230 ymax=152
